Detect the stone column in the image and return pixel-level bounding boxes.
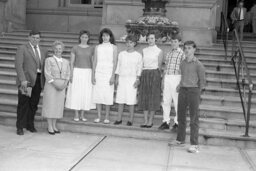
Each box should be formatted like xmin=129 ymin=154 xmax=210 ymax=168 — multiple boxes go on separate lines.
xmin=4 ymin=0 xmax=27 ymax=32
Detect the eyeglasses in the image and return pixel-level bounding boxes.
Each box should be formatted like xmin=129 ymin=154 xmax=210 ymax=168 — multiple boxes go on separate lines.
xmin=30 ymin=36 xmax=40 ymax=40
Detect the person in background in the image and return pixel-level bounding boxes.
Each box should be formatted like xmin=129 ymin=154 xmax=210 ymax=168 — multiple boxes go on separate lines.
xmin=159 ymin=34 xmax=184 ymax=131
xmin=231 ymin=0 xmax=247 ymax=40
xmin=92 ymin=28 xmax=118 ymax=124
xmin=15 ymin=30 xmax=47 ymax=135
xmin=42 ymin=41 xmax=70 ymax=135
xmin=138 ymin=32 xmax=163 ymax=128
xmin=65 ymin=30 xmax=96 ymax=121
xmin=114 ymin=35 xmax=143 ymax=126
xmin=250 ymin=2 xmax=256 ymax=34
xmin=169 ymin=41 xmax=205 ymax=153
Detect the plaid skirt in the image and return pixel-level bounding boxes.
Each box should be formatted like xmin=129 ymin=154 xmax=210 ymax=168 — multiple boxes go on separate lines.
xmin=138 ymin=69 xmax=161 ymax=111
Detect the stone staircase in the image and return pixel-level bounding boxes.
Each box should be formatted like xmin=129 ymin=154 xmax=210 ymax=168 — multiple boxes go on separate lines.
xmin=0 ymin=30 xmax=256 ymax=148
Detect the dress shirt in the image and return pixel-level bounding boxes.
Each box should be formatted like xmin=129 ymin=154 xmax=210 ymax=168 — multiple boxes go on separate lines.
xmin=164 ymin=47 xmax=184 ymax=75
xmin=29 ymin=42 xmax=41 ymax=73
xmin=240 ymin=8 xmax=244 ymax=20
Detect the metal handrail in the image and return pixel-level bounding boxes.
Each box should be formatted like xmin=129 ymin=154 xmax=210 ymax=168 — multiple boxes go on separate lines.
xmin=220 ymin=12 xmax=229 ymax=60
xmin=231 ymin=29 xmax=254 ymax=137
xmin=220 ymin=12 xmax=253 ymax=137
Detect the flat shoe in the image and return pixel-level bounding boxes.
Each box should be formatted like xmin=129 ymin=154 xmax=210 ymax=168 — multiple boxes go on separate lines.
xmin=94 ymin=118 xmax=100 ymax=123
xmin=140 ymin=124 xmax=147 ymax=128
xmin=48 ymin=130 xmax=55 ymax=135
xmin=145 ymin=124 xmax=153 ymax=128
xmin=103 ymin=119 xmax=110 ymax=124
xmin=81 ymin=118 xmax=87 ymax=122
xmin=54 ymin=130 xmax=60 ymax=134
xmin=73 ymin=118 xmax=79 ymax=122
xmin=114 ymin=120 xmax=122 ymax=125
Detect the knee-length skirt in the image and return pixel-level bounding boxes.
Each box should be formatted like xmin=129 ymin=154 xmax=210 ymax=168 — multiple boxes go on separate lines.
xmin=93 ymin=73 xmax=114 ymax=105
xmin=116 ymin=76 xmax=137 ymax=105
xmin=42 ymin=82 xmax=66 ymax=119
xmin=65 ymin=68 xmax=96 ymax=110
xmin=138 ymin=69 xmax=161 ymax=111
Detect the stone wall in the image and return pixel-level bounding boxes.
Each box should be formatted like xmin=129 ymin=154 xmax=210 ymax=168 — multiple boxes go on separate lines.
xmin=26 ymin=0 xmax=102 ymax=34
xmin=0 ymin=0 xmax=26 ymax=33
xmin=102 ymin=0 xmax=220 ymax=46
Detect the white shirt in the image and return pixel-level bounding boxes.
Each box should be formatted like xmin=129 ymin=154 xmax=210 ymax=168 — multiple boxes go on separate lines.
xmin=240 ymin=8 xmax=244 ymax=20
xmin=115 ymin=51 xmax=143 ymax=77
xmin=29 ymin=42 xmax=41 ymax=73
xmin=142 ymin=45 xmax=161 ymax=70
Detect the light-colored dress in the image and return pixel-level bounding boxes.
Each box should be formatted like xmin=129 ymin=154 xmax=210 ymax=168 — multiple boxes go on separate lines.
xmin=42 ymin=56 xmax=70 ymax=119
xmin=93 ymin=42 xmax=114 ymax=105
xmin=65 ymin=45 xmax=96 ymax=110
xmin=115 ymin=50 xmax=143 ymax=105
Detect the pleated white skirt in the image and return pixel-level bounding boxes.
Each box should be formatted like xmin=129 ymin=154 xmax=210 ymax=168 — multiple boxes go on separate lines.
xmin=65 ymin=68 xmax=96 ymax=110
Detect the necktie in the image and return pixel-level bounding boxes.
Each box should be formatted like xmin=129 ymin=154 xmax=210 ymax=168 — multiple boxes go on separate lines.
xmin=34 ymin=46 xmax=41 ymax=70
xmin=239 ymin=8 xmax=242 ymax=20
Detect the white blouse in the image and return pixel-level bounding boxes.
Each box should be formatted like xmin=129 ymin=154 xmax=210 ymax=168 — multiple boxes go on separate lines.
xmin=142 ymin=45 xmax=161 ymax=70
xmin=115 ymin=51 xmax=143 ymax=77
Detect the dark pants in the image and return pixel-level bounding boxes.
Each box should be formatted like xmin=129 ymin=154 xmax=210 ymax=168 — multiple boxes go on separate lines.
xmin=16 ymin=74 xmax=42 ymax=130
xmin=234 ymin=20 xmax=244 ymax=41
xmin=176 ymin=87 xmax=200 ymax=145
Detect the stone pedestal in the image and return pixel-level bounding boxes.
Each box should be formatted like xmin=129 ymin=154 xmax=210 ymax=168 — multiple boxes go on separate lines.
xmin=102 ymin=0 xmax=219 ymax=46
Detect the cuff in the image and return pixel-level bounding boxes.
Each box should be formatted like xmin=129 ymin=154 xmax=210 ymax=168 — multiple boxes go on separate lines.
xmin=48 ymin=79 xmax=54 ymax=83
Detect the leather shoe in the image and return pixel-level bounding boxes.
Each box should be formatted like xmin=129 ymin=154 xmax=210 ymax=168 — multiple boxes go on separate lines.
xmin=48 ymin=129 xmax=55 ymax=135
xmin=27 ymin=127 xmax=37 ymax=133
xmin=54 ymin=130 xmax=60 ymax=134
xmin=17 ymin=129 xmax=24 ymax=135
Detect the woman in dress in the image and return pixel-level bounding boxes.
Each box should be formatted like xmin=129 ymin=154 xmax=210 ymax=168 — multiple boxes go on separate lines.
xmin=65 ymin=30 xmax=96 ymax=121
xmin=42 ymin=40 xmax=70 ymax=134
xmin=92 ymin=28 xmax=118 ymax=124
xmin=138 ymin=33 xmax=163 ymax=128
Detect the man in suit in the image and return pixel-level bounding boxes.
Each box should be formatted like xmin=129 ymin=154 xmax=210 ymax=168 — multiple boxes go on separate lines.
xmin=15 ymin=30 xmax=47 ymax=135
xmin=231 ymin=0 xmax=247 ymax=40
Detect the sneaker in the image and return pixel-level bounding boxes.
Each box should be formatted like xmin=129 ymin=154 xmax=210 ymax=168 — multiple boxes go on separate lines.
xmin=113 ymin=120 xmax=122 ymax=125
xmin=94 ymin=118 xmax=100 ymax=123
xmin=187 ymin=145 xmax=199 ymax=153
xmin=103 ymin=119 xmax=110 ymax=124
xmin=168 ymin=140 xmax=185 ymax=146
xmin=158 ymin=122 xmax=169 ymax=130
xmin=127 ymin=121 xmax=133 ymax=126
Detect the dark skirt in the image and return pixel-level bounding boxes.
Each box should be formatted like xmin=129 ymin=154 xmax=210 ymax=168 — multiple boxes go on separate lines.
xmin=138 ymin=69 xmax=161 ymax=111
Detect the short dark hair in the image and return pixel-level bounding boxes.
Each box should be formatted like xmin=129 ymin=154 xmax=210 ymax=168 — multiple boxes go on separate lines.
xmin=125 ymin=34 xmax=138 ymax=46
xmin=78 ymin=30 xmax=90 ymax=44
xmin=29 ymin=30 xmax=41 ymax=37
xmin=171 ymin=34 xmax=182 ymax=41
xmin=184 ymin=40 xmax=197 ymax=49
xmin=99 ymin=28 xmax=116 ymax=45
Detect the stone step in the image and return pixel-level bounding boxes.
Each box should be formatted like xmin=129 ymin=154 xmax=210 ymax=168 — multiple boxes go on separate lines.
xmin=0 ymin=92 xmax=255 ymax=121
xmin=206 ymin=70 xmax=256 ymax=80
xmin=204 ymin=63 xmax=256 ymax=73
xmin=0 ymin=111 xmax=256 ymax=148
xmin=201 ymin=94 xmax=256 ymax=109
xmin=203 ymin=86 xmax=255 ymax=98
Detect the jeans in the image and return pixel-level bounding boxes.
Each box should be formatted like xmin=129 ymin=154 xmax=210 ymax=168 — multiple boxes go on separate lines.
xmin=176 ymin=87 xmax=200 ymax=145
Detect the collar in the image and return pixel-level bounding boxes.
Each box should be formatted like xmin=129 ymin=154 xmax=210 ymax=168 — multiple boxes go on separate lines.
xmin=53 ymin=55 xmax=63 ymax=63
xmin=186 ymin=56 xmax=197 ymax=63
xmin=171 ymin=47 xmax=182 ymax=52
xmin=29 ymin=42 xmax=39 ymax=49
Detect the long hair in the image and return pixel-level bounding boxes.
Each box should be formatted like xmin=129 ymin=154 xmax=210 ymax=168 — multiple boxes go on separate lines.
xmin=99 ymin=28 xmax=116 ymax=45
xmin=78 ymin=30 xmax=90 ymax=44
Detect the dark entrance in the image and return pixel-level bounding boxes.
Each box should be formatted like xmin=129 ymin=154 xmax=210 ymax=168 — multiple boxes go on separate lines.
xmin=227 ymin=0 xmax=256 ymax=32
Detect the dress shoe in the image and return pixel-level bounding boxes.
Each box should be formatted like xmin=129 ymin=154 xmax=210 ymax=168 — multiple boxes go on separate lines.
xmin=127 ymin=121 xmax=133 ymax=126
xmin=140 ymin=124 xmax=147 ymax=128
xmin=48 ymin=129 xmax=55 ymax=135
xmin=145 ymin=124 xmax=153 ymax=128
xmin=54 ymin=130 xmax=60 ymax=134
xmin=113 ymin=120 xmax=122 ymax=125
xmin=158 ymin=122 xmax=169 ymax=130
xmin=17 ymin=129 xmax=24 ymax=135
xmin=27 ymin=127 xmax=37 ymax=133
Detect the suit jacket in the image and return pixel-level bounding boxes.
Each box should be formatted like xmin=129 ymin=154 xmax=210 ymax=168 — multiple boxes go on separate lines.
xmin=231 ymin=7 xmax=247 ymax=22
xmin=15 ymin=43 xmax=47 ymax=88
